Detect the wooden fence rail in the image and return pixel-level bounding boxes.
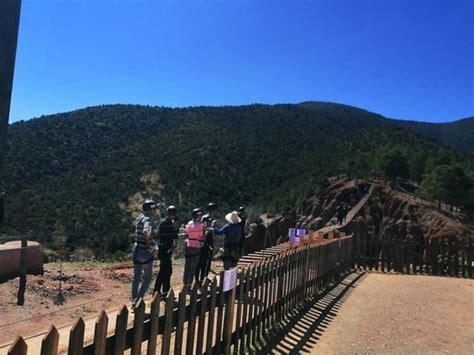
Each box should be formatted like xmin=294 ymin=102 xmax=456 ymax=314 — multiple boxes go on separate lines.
xmin=7 ymin=234 xmax=473 ymax=355
xmin=353 ymin=234 xmax=473 ymax=278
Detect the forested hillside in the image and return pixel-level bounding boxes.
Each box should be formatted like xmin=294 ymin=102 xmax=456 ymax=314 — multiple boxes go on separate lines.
xmin=2 ymin=102 xmax=473 ymax=258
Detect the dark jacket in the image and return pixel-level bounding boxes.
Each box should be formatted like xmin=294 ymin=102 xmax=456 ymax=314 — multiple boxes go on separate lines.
xmin=157 ymin=217 xmax=178 ymax=250
xmin=214 ymin=223 xmax=243 ymax=249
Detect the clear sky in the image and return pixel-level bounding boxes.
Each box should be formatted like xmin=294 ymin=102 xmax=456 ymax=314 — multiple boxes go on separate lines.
xmin=9 ymin=0 xmax=473 ymax=123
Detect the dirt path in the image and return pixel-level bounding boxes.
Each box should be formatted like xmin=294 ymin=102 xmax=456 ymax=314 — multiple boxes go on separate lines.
xmin=317 ymin=183 xmax=375 ymax=235
xmin=310 ymin=273 xmax=474 ymax=354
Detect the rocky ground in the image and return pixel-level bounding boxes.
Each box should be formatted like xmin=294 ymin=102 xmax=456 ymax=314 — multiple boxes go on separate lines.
xmin=0 ymin=259 xmax=194 ymax=347
xmin=263 ymin=177 xmax=473 ymax=244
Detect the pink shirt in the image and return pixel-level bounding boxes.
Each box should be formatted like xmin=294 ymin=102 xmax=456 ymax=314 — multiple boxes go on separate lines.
xmin=185 ymin=220 xmax=205 ymax=248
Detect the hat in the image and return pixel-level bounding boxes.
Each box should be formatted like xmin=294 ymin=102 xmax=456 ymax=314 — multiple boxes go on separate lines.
xmin=166 ymin=205 xmax=177 ymax=214
xmin=142 ymin=199 xmax=157 ymax=212
xmin=192 ymin=208 xmax=204 ymax=218
xmin=225 ymin=211 xmax=241 ymax=224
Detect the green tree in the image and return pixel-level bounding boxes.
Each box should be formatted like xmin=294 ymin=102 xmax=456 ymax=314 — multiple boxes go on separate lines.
xmin=51 ymin=222 xmax=67 ymax=255
xmin=379 ymin=149 xmax=410 ymax=181
xmin=408 ymin=151 xmax=428 ymax=182
xmin=420 ymin=164 xmax=471 ymax=206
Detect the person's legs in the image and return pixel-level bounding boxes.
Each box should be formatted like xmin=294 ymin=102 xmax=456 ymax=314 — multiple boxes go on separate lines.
xmin=184 ymin=248 xmax=200 ymax=285
xmin=203 ymin=251 xmax=212 ymax=278
xmin=195 ymin=252 xmax=206 ymax=284
xmin=162 ymin=254 xmax=172 ymax=294
xmin=131 ymin=262 xmax=142 ymax=302
xmin=154 ymin=251 xmax=167 ymax=294
xmin=183 ymin=252 xmax=194 ymax=286
xmin=137 ymin=261 xmax=153 ymax=299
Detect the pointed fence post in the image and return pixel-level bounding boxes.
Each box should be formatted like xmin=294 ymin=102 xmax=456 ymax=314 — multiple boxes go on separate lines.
xmin=147 ymin=293 xmax=161 ymax=355
xmin=196 ymin=278 xmax=209 ymax=355
xmin=8 ymin=336 xmax=27 ymax=355
xmin=161 ymin=289 xmax=175 ymax=355
xmin=41 ymin=326 xmax=59 ymax=355
xmin=68 ymin=318 xmax=85 ymax=355
xmin=174 ymin=286 xmax=188 ymax=354
xmin=223 ymin=276 xmax=237 ymax=354
xmin=93 ymin=311 xmax=108 ymax=355
xmin=113 ymin=305 xmax=128 ymax=355
xmin=205 ymin=278 xmax=217 ymax=354
xmin=131 ymin=299 xmax=145 ymax=355
xmin=186 ymin=283 xmax=199 ymax=354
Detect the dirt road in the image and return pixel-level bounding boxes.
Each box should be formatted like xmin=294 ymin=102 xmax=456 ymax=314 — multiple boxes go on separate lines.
xmin=310 ymin=273 xmax=474 ymax=354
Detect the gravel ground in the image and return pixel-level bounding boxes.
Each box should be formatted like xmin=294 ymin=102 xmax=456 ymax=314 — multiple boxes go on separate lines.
xmin=310 ymin=273 xmax=474 ymax=355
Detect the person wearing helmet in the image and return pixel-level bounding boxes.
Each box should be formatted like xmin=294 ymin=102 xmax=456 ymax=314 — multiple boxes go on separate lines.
xmin=213 ymin=211 xmax=244 ymax=270
xmin=183 ymin=208 xmax=205 ymax=286
xmin=195 ymin=202 xmax=218 ymax=284
xmin=131 ymin=199 xmax=158 ymax=308
xmin=153 ymin=205 xmax=179 ymax=297
xmin=238 ymin=206 xmax=248 ymax=255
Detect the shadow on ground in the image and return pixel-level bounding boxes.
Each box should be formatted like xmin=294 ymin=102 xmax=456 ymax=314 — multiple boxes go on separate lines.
xmin=258 ymin=271 xmax=366 ymax=354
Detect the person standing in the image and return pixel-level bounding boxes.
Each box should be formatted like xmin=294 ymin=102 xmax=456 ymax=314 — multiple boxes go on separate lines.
xmin=131 ymin=199 xmax=158 ymax=308
xmin=214 ymin=211 xmax=244 ymax=270
xmin=196 ymin=202 xmax=218 ymax=284
xmin=183 ymin=208 xmax=205 ymax=286
xmin=237 ymin=206 xmax=248 ymax=255
xmin=154 ymin=205 xmax=179 ymax=298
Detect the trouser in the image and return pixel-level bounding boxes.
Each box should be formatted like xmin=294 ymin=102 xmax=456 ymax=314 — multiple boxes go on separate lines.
xmin=154 ymin=250 xmax=172 ymax=295
xmin=223 ymin=257 xmax=238 ymax=270
xmin=222 ymin=247 xmax=240 ymax=271
xmin=131 ymin=247 xmax=153 ymax=303
xmin=195 ymin=245 xmax=212 ymax=283
xmin=183 ymin=247 xmax=201 ymax=286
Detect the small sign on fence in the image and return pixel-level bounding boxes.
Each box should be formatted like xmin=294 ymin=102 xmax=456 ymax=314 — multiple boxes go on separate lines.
xmin=223 ymin=267 xmax=237 ymax=292
xmin=289 ymin=228 xmax=300 ymax=247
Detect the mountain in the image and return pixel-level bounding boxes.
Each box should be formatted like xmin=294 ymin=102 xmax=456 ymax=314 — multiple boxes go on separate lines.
xmin=300 ymin=101 xmax=474 ymax=154
xmin=2 ymin=102 xmax=472 ymax=257
xmin=393 ymin=117 xmax=474 ymax=154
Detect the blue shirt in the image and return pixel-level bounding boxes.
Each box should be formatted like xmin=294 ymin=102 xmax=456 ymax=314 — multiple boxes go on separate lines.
xmin=214 ymin=223 xmax=243 ymax=247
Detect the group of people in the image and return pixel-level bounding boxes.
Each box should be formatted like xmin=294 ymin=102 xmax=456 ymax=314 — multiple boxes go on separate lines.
xmin=130 ymin=200 xmax=247 ymax=307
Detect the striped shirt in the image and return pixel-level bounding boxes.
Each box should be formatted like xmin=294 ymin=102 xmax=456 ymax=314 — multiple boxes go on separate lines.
xmin=135 ymin=213 xmax=157 ymax=247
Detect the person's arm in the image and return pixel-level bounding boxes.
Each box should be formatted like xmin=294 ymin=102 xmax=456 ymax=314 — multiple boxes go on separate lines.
xmin=214 ymin=224 xmax=229 ymax=235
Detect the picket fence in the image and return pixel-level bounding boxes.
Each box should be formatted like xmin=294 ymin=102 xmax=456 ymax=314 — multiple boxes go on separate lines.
xmin=353 ymin=233 xmax=473 ymax=277
xmin=7 ymin=232 xmax=473 ymax=355
xmin=7 ymin=236 xmax=354 ymax=355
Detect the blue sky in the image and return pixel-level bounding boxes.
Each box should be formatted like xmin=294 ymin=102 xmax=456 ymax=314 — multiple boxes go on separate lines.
xmin=10 ymin=0 xmax=473 ymax=123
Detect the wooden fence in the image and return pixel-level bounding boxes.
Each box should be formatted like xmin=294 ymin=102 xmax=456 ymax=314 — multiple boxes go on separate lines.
xmin=353 ymin=234 xmax=473 ymax=278
xmin=7 ymin=236 xmax=354 ymax=355
xmin=7 ymin=233 xmax=473 ymax=354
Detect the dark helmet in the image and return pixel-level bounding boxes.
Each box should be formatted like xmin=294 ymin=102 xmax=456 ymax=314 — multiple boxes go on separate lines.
xmin=238 ymin=206 xmax=246 ymax=213
xmin=142 ymin=199 xmax=157 ymax=212
xmin=208 ymin=202 xmax=218 ymax=211
xmin=166 ymin=205 xmax=177 ymax=214
xmin=192 ymin=208 xmax=204 ymax=218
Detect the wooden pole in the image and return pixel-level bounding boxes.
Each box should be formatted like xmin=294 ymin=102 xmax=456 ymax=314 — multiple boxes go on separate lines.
xmin=17 ymin=192 xmax=28 ymax=305
xmin=0 ymin=0 xmax=22 ymax=226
